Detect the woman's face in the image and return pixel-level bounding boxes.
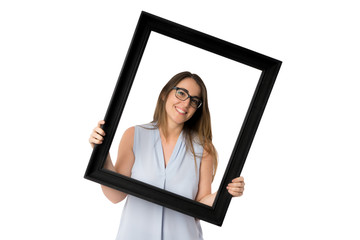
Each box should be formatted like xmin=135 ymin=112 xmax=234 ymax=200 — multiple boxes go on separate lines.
xmin=165 ymin=77 xmax=201 ymax=127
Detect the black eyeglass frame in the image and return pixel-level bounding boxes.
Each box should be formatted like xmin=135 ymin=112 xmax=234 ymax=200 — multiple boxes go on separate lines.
xmin=172 ymin=87 xmax=203 ymax=109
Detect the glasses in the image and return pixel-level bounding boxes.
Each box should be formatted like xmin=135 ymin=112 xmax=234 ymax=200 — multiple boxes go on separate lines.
xmin=172 ymin=87 xmax=202 ymax=108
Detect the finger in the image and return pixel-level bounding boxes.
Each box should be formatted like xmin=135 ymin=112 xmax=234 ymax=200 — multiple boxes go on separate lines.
xmin=97 ymin=120 xmax=105 ymax=127
xmin=95 ymin=120 xmax=106 ymax=135
xmin=229 ymin=191 xmax=243 ymax=197
xmin=227 ymin=183 xmax=244 ymax=191
xmin=89 ymin=120 xmax=105 ymax=148
xmin=89 ymin=136 xmax=103 ymax=145
xmin=228 ymin=189 xmax=244 ymax=197
xmin=228 ymin=181 xmax=245 ymax=188
xmin=94 ymin=126 xmax=106 ymax=137
xmin=227 ymin=186 xmax=244 ymax=193
xmin=91 ymin=131 xmax=104 ymax=140
xmin=227 ymin=184 xmax=244 ymax=190
xmin=90 ymin=131 xmax=105 ymax=143
xmin=232 ymin=176 xmax=244 ymax=183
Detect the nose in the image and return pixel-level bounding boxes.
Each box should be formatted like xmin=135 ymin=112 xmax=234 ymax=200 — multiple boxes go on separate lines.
xmin=183 ymin=97 xmax=192 ymax=108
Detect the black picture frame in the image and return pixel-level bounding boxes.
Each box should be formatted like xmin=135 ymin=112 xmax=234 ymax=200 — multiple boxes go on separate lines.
xmin=84 ymin=11 xmax=281 ymax=226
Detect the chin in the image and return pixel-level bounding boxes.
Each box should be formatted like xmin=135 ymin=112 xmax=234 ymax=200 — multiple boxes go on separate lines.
xmin=171 ymin=116 xmax=189 ymax=126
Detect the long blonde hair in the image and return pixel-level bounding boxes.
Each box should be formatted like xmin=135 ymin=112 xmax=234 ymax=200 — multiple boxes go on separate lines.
xmin=152 ymin=71 xmax=218 ymax=180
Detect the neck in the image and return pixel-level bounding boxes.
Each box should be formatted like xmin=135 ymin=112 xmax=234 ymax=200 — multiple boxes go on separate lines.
xmin=160 ymin=121 xmax=183 ymax=142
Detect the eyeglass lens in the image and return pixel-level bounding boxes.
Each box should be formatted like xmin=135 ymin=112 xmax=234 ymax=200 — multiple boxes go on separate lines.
xmin=174 ymin=88 xmax=201 ymax=108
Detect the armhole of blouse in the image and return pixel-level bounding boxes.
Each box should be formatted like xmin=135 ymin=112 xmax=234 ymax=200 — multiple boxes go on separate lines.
xmin=132 ymin=125 xmax=138 ymax=155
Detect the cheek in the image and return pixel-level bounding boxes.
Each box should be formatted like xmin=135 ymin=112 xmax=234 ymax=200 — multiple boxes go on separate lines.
xmin=165 ymin=98 xmax=176 ymax=110
xmin=187 ymin=109 xmax=197 ymax=119
xmin=165 ymin=98 xmax=179 ymax=116
xmin=166 ymin=95 xmax=179 ymax=106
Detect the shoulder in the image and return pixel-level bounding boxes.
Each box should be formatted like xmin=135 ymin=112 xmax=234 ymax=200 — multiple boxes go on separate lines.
xmin=120 ymin=126 xmax=135 ymax=147
xmin=122 ymin=123 xmax=157 ymax=141
xmin=123 ymin=126 xmax=135 ymax=138
xmin=122 ymin=122 xmax=154 ymax=137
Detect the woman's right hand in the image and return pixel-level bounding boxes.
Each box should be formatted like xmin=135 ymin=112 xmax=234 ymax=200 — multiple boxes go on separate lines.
xmin=89 ymin=120 xmax=106 ymax=148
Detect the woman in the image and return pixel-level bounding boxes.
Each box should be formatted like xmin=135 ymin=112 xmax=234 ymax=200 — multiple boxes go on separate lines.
xmin=89 ymin=71 xmax=245 ymax=239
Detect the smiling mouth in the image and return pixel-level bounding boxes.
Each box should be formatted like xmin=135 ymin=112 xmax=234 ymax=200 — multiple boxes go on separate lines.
xmin=175 ymin=106 xmax=187 ymax=115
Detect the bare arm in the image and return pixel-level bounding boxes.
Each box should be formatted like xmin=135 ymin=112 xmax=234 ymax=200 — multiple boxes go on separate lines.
xmin=195 ymin=149 xmax=245 ymax=206
xmin=90 ymin=120 xmax=135 ymax=204
xmin=195 ymin=149 xmax=214 ymax=206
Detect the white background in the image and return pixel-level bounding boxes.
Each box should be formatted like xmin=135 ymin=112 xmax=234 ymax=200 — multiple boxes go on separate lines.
xmin=110 ymin=31 xmax=261 ymax=194
xmin=1 ymin=1 xmax=359 ymax=239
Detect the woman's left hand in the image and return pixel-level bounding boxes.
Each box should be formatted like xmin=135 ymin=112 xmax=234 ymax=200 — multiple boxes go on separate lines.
xmin=227 ymin=176 xmax=245 ymax=197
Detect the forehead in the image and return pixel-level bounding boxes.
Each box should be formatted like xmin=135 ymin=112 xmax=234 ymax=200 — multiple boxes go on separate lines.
xmin=176 ymin=78 xmax=201 ymax=97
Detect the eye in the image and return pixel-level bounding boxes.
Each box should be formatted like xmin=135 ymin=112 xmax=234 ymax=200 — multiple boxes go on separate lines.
xmin=191 ymin=98 xmax=200 ymax=106
xmin=176 ymin=89 xmax=187 ymax=97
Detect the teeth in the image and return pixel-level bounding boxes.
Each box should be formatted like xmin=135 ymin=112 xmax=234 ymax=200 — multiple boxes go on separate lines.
xmin=176 ymin=107 xmax=186 ymax=114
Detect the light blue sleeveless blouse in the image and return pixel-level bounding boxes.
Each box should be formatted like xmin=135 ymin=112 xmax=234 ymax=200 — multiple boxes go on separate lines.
xmin=115 ymin=123 xmax=204 ymax=240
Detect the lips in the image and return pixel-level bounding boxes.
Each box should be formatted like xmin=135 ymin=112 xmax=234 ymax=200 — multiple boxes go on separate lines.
xmin=175 ymin=106 xmax=187 ymax=115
